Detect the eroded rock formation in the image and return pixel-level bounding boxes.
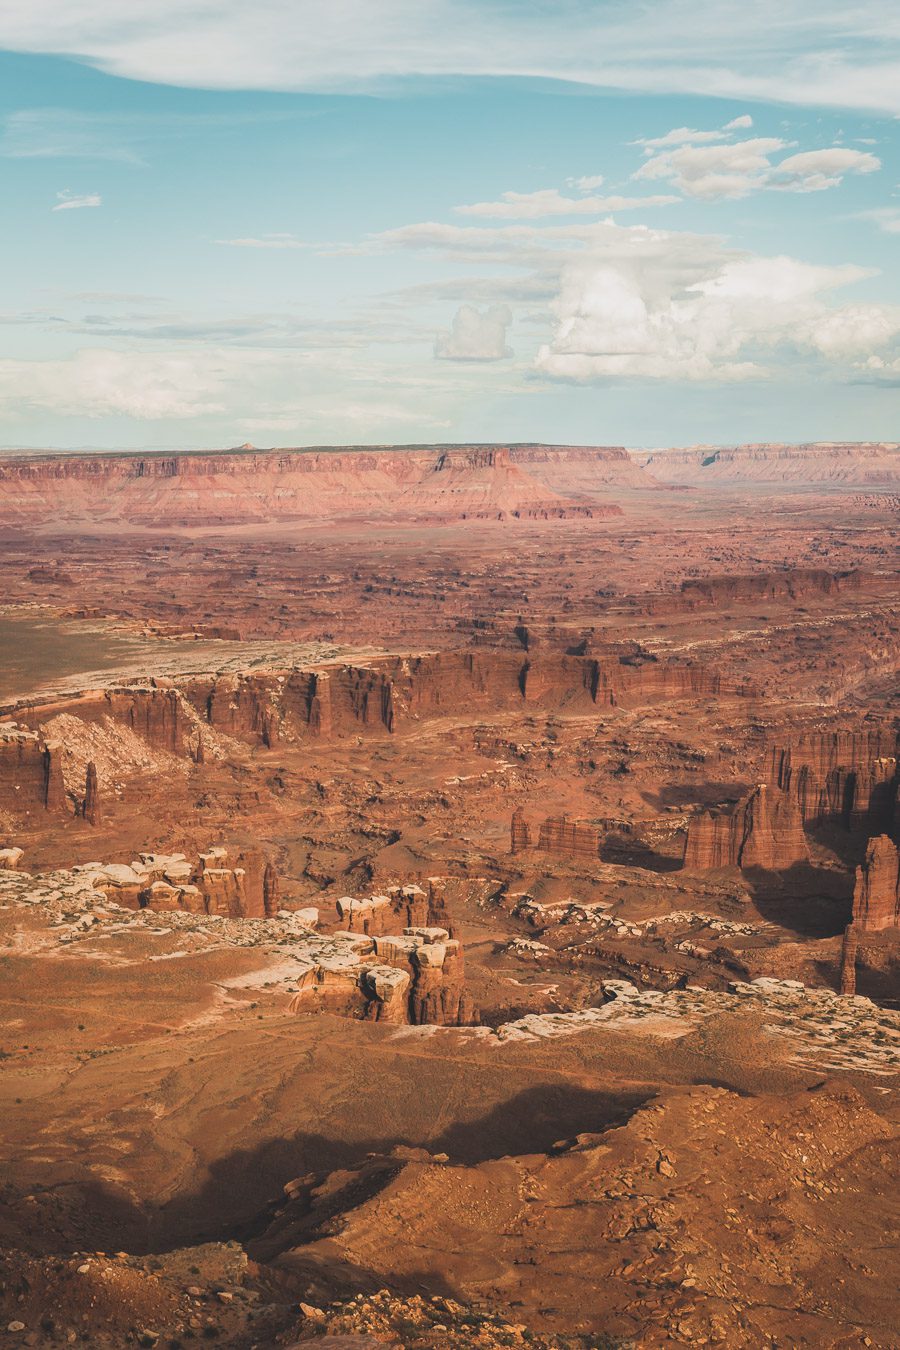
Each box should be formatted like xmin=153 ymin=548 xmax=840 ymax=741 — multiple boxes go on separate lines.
xmin=83 ymin=847 xmax=276 ymax=918
xmin=767 ymin=728 xmax=899 ymax=828
xmin=851 ymin=835 xmax=900 ymax=932
xmin=0 ymin=723 xmax=65 ymax=815
xmin=683 ymin=784 xmax=809 ymax=872
xmin=289 ymin=925 xmax=472 ymax=1026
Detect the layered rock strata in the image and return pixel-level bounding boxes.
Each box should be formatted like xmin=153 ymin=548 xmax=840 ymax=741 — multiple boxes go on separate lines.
xmin=81 ymin=846 xmax=277 ymax=918
xmin=682 ymin=784 xmax=809 ymax=872
xmin=766 ymin=728 xmax=899 ymax=828
xmin=0 ymin=722 xmax=65 ymax=814
xmin=850 ymin=835 xmax=900 ymax=932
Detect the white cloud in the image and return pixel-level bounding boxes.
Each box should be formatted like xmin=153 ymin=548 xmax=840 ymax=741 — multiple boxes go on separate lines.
xmin=771 ymin=147 xmax=881 ymax=191
xmin=52 ymin=190 xmax=101 ymax=211
xmin=535 ymin=250 xmax=898 ymax=382
xmin=0 ymin=348 xmax=235 ymax=418
xmin=635 ymin=136 xmax=881 ymax=199
xmin=724 ymin=114 xmax=754 ymax=130
xmin=216 ymin=233 xmax=309 ymax=249
xmin=566 ymin=174 xmax=604 ymax=191
xmin=435 ymin=304 xmax=513 ymax=361
xmin=0 ymin=2 xmax=899 ymax=113
xmin=455 ymin=188 xmax=678 ymax=219
xmin=634 ymin=137 xmax=789 ymax=198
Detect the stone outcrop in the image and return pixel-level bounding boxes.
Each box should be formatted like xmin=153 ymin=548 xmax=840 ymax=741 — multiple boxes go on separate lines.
xmin=683 ymin=784 xmax=809 ymax=872
xmin=850 ymin=835 xmax=900 ymax=932
xmin=82 ymin=761 xmax=100 ymax=826
xmin=289 ymin=924 xmax=472 ymax=1026
xmin=839 ymin=925 xmax=859 ymax=996
xmin=82 ymin=846 xmax=276 ymax=918
xmin=536 ymin=816 xmax=601 ymax=860
xmin=335 ymin=884 xmax=439 ymax=936
xmin=0 ymin=722 xmax=65 ymax=815
xmin=766 ymin=728 xmax=899 ymax=828
xmin=510 ymin=809 xmax=531 ymax=853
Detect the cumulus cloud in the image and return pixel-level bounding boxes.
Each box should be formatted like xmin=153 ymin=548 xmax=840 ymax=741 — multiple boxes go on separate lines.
xmin=455 ymin=188 xmax=678 ymax=219
xmin=434 ymin=304 xmax=513 ymax=361
xmin=635 ymin=135 xmax=881 ymax=199
xmin=0 ymin=2 xmax=899 ymax=114
xmin=52 ymin=190 xmax=101 ymax=211
xmin=565 ymin=174 xmax=604 ymax=191
xmin=535 ymin=251 xmax=899 ymax=382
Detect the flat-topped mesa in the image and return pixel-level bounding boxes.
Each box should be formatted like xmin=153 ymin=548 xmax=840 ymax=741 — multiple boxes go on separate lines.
xmin=0 ymin=722 xmax=65 ymax=816
xmin=641 ymin=441 xmax=900 ymax=485
xmin=682 ymin=784 xmax=809 ymax=872
xmin=81 ymin=845 xmax=277 ymax=918
xmin=7 ymin=649 xmax=757 ymax=760
xmin=0 ymin=443 xmax=652 ymax=528
xmin=766 ymin=728 xmax=899 ymax=828
xmin=289 ymin=925 xmax=473 ymax=1026
xmin=851 ymin=835 xmax=900 ymax=932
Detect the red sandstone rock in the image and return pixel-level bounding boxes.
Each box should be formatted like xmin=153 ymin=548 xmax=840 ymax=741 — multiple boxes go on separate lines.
xmin=683 ymin=784 xmax=809 ymax=872
xmin=82 ymin=761 xmax=100 ymax=826
xmin=767 ymin=728 xmax=899 ymax=828
xmin=840 ymin=925 xmax=859 ymax=996
xmin=510 ymin=809 xmax=531 ymax=853
xmin=851 ymin=835 xmax=900 ymax=932
xmin=536 ymin=815 xmax=601 ymax=860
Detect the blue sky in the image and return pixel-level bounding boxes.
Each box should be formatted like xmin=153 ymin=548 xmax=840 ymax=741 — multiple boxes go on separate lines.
xmin=0 ymin=1 xmax=898 ymax=448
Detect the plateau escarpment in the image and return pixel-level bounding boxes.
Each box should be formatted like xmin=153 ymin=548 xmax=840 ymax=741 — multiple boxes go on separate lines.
xmin=0 ymin=443 xmax=654 ymax=529
xmin=642 ymin=441 xmax=900 ymax=485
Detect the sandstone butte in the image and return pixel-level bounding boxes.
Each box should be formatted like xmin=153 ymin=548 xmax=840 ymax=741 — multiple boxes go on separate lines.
xmin=682 ymin=783 xmax=810 ymax=872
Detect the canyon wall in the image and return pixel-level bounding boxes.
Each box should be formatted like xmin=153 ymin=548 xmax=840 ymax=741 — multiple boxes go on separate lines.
xmin=7 ymin=650 xmax=756 ymax=765
xmin=0 ymin=725 xmax=65 ymax=816
xmin=766 ymin=728 xmax=899 ymax=829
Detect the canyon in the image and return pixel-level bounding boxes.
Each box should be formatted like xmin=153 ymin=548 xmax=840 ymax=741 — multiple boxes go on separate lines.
xmin=0 ymin=440 xmax=897 ymax=1349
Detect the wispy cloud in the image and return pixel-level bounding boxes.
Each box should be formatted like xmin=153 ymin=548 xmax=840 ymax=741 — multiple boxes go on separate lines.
xmin=455 ymin=189 xmax=678 ymax=219
xmin=215 ymin=234 xmax=310 ymax=249
xmin=0 ymin=2 xmax=899 ymax=113
xmin=52 ymin=190 xmax=101 ymax=211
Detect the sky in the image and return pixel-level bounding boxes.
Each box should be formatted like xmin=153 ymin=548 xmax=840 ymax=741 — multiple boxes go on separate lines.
xmin=0 ymin=1 xmax=898 ymax=449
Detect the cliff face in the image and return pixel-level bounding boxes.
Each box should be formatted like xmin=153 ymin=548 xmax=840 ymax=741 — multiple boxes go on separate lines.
xmin=642 ymin=442 xmax=900 ymax=485
xmin=0 ymin=725 xmax=65 ymax=815
xmin=683 ymin=784 xmax=809 ymax=872
xmin=766 ymin=729 xmax=899 ymax=828
xmin=851 ymin=835 xmax=900 ymax=932
xmin=0 ymin=444 xmax=656 ymax=529
xmin=535 ymin=815 xmax=602 ymax=860
xmin=10 ymin=649 xmax=755 ymax=760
